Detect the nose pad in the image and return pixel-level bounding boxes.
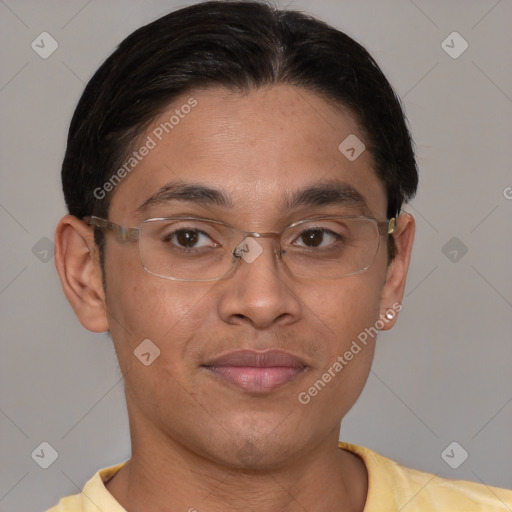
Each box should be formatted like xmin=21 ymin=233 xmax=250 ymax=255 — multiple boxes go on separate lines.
xmin=233 ymin=236 xmax=284 ymax=263
xmin=232 ymin=236 xmax=264 ymax=264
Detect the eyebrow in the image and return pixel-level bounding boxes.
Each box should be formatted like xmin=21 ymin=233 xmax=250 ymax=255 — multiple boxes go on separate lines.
xmin=136 ymin=179 xmax=366 ymax=213
xmin=136 ymin=182 xmax=234 ymax=212
xmin=283 ymin=180 xmax=366 ymax=211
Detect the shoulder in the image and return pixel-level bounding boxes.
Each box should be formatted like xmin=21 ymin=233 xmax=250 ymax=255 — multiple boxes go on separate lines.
xmin=46 ymin=462 xmax=127 ymax=512
xmin=46 ymin=493 xmax=82 ymax=512
xmin=339 ymin=441 xmax=512 ymax=511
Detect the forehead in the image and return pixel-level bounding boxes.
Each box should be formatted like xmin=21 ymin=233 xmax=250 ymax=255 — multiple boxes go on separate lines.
xmin=109 ymin=84 xmax=387 ymax=223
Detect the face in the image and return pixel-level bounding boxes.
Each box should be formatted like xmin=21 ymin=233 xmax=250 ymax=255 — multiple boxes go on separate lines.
xmin=61 ymin=84 xmax=413 ymax=469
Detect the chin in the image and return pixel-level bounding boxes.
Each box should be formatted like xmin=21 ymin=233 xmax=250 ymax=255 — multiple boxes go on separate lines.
xmin=211 ymin=421 xmax=302 ymax=471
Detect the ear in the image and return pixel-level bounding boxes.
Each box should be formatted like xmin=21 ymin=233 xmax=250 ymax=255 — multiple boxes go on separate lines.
xmin=54 ymin=215 xmax=109 ymax=333
xmin=379 ymin=212 xmax=415 ymax=330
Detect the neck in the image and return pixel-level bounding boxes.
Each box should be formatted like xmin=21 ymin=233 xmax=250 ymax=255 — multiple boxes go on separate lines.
xmin=105 ymin=424 xmax=367 ymax=512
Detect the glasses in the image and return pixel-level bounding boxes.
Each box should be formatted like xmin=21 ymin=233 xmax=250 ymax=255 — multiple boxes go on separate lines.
xmin=84 ymin=215 xmax=396 ymax=282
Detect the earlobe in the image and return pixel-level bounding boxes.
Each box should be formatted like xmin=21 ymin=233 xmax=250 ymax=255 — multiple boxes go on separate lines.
xmin=379 ymin=212 xmax=415 ymax=331
xmin=54 ymin=215 xmax=109 ymax=333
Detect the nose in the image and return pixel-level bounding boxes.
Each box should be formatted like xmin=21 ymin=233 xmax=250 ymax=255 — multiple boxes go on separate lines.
xmin=216 ymin=236 xmax=302 ymax=329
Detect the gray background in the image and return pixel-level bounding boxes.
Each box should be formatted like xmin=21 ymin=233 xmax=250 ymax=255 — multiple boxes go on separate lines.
xmin=0 ymin=0 xmax=511 ymax=510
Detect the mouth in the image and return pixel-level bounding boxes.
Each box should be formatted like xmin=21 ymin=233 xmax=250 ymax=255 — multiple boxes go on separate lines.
xmin=201 ymin=349 xmax=308 ymax=393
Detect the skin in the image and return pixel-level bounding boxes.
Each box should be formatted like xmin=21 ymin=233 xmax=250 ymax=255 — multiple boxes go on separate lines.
xmin=55 ymin=84 xmax=415 ymax=512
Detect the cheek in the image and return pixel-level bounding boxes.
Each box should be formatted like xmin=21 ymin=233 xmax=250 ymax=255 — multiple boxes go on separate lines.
xmin=295 ymin=274 xmax=383 ymax=421
xmin=104 ymin=267 xmax=220 ymax=427
xmin=309 ymin=271 xmax=383 ymax=347
xmin=103 ymin=244 xmax=213 ymax=366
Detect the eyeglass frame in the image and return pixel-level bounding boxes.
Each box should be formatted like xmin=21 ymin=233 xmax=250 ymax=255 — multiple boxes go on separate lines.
xmin=84 ymin=214 xmax=396 ymax=282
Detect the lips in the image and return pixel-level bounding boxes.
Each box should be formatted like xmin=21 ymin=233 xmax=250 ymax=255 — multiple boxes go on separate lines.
xmin=202 ymin=349 xmax=307 ymax=392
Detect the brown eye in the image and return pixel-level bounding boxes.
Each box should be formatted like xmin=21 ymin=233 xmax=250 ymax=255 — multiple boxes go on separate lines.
xmin=300 ymin=229 xmax=324 ymax=247
xmin=294 ymin=228 xmax=338 ymax=248
xmin=163 ymin=228 xmax=215 ymax=250
xmin=175 ymin=229 xmax=199 ymax=247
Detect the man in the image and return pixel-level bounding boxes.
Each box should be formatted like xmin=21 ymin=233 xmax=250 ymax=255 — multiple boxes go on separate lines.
xmin=50 ymin=1 xmax=512 ymax=510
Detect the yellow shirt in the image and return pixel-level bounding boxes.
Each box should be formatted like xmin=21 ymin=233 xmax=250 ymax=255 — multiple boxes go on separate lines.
xmin=47 ymin=442 xmax=512 ymax=511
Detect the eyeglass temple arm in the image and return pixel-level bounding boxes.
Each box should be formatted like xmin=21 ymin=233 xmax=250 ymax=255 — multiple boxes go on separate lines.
xmin=84 ymin=215 xmax=395 ymax=239
xmin=379 ymin=217 xmax=396 ymax=235
xmin=83 ymin=216 xmax=139 ymax=241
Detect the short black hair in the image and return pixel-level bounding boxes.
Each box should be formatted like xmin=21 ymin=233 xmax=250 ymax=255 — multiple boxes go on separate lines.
xmin=61 ymin=0 xmax=418 ymax=259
